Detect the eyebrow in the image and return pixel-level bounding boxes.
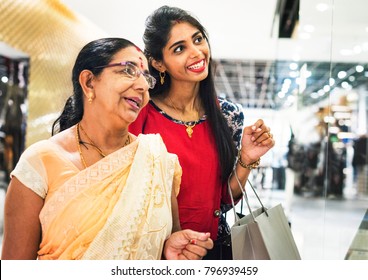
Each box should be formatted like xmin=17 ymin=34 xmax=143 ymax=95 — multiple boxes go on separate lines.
xmin=168 ymin=31 xmax=202 ymax=50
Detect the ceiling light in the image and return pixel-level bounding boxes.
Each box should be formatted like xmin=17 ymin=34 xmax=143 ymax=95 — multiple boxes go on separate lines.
xmin=311 ymin=92 xmax=319 ymax=99
xmin=341 ymin=81 xmax=352 ymax=89
xmin=289 ymin=62 xmax=298 ymax=70
xmin=324 ymin=116 xmax=336 ymax=124
xmin=283 ymin=78 xmax=292 ymax=85
xmin=318 ymin=89 xmax=325 ymax=96
xmin=323 ymin=85 xmax=330 ymax=92
xmin=356 ymin=65 xmax=364 ymax=72
xmin=337 ymin=71 xmax=347 ymax=79
xmin=278 ymin=91 xmax=286 ymax=98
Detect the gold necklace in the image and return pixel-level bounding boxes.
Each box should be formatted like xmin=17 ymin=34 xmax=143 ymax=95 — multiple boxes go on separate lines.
xmin=76 ymin=123 xmax=130 ymax=168
xmin=168 ymin=97 xmax=199 ymax=138
xmin=79 ymin=123 xmax=106 ymax=157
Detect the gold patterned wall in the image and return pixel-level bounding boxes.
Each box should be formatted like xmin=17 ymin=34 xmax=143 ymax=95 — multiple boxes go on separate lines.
xmin=0 ymin=0 xmax=107 ymax=146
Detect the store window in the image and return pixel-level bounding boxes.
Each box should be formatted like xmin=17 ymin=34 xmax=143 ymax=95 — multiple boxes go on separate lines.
xmin=215 ymin=0 xmax=367 ymax=260
xmin=0 ymin=48 xmax=29 ymax=191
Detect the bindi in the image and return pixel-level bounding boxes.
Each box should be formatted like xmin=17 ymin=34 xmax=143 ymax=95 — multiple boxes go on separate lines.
xmin=139 ymin=57 xmax=144 ymax=68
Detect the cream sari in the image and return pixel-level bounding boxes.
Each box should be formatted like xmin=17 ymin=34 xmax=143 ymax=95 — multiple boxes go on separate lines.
xmin=11 ymin=134 xmax=181 ymax=260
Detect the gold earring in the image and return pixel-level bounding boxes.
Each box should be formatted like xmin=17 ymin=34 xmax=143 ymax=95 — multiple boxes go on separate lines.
xmin=159 ymin=71 xmax=166 ymax=85
xmin=88 ymin=96 xmax=93 ymax=104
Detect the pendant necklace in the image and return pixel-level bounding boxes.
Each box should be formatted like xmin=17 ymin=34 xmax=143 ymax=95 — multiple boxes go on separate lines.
xmin=168 ymin=97 xmax=199 ymax=138
xmin=76 ymin=123 xmax=130 ymax=168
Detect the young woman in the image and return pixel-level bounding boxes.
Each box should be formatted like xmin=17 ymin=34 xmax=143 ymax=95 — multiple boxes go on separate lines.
xmin=129 ymin=6 xmax=275 ymax=258
xmin=1 ymin=37 xmax=213 ymax=260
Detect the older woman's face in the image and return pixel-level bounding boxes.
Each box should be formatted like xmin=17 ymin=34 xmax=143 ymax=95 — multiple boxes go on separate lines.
xmin=90 ymin=46 xmax=151 ymax=126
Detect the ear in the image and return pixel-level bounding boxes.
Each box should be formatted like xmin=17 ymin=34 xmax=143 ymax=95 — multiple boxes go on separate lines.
xmin=151 ymin=59 xmax=166 ymax=72
xmin=79 ymin=70 xmax=95 ymax=100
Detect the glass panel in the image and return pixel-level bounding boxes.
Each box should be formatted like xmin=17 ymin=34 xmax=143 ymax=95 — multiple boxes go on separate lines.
xmin=0 ymin=45 xmax=29 ymax=191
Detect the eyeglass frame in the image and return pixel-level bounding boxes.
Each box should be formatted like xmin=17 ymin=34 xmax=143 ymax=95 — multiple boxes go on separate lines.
xmin=93 ymin=61 xmax=156 ymax=89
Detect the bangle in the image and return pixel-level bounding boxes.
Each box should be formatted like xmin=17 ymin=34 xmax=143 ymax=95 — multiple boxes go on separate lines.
xmin=238 ymin=150 xmax=260 ymax=170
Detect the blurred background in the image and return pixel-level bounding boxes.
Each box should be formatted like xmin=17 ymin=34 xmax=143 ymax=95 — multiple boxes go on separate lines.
xmin=0 ymin=0 xmax=367 ymax=260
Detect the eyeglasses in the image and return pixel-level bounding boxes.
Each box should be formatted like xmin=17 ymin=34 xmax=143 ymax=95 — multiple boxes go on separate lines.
xmin=94 ymin=61 xmax=156 ymax=89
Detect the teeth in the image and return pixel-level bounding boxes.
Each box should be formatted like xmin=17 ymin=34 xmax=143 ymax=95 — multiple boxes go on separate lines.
xmin=127 ymin=98 xmax=139 ymax=107
xmin=188 ymin=60 xmax=204 ymax=70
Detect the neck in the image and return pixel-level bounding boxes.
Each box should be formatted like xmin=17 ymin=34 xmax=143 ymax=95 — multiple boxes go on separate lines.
xmin=165 ymin=95 xmax=201 ymax=123
xmin=78 ymin=121 xmax=130 ymax=154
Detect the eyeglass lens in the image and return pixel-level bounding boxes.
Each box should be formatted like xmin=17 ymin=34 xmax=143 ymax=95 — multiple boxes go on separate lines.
xmin=125 ymin=63 xmax=156 ymax=89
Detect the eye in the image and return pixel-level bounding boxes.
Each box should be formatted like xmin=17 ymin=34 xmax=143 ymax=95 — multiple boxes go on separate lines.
xmin=173 ymin=45 xmax=184 ymax=53
xmin=194 ymin=35 xmax=204 ymax=44
xmin=121 ymin=65 xmax=137 ymax=77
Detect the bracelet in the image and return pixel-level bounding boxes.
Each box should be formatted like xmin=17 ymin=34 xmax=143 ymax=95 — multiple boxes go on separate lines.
xmin=237 ymin=150 xmax=260 ymax=170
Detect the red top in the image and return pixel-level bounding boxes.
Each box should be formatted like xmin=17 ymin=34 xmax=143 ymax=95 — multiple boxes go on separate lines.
xmin=129 ymin=102 xmax=231 ymax=239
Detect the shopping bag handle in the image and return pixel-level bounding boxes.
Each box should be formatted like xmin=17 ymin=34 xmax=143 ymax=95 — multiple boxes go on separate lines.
xmin=228 ymin=170 xmax=268 ymax=223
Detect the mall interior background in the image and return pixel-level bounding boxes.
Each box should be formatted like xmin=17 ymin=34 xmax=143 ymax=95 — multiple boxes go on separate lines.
xmin=0 ymin=0 xmax=367 ymax=259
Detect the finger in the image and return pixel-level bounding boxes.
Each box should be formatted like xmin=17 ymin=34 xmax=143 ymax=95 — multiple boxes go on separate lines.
xmin=183 ymin=248 xmax=207 ymax=260
xmin=261 ymin=133 xmax=275 ymax=148
xmin=177 ymin=253 xmax=190 ymax=260
xmin=189 ymin=238 xmax=214 ymax=250
xmin=185 ymin=244 xmax=208 ymax=257
xmin=252 ymin=127 xmax=270 ymax=143
xmin=183 ymin=229 xmax=211 ymax=242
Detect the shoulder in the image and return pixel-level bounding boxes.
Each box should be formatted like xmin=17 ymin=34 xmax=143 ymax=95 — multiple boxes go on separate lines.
xmin=11 ymin=140 xmax=52 ymax=199
xmin=218 ymin=97 xmax=244 ymax=124
xmin=20 ymin=140 xmax=53 ymax=158
xmin=218 ymin=96 xmax=243 ymax=114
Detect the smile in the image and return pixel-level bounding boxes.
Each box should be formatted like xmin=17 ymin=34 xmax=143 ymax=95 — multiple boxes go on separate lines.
xmin=124 ymin=97 xmax=141 ymax=109
xmin=187 ymin=59 xmax=205 ymax=71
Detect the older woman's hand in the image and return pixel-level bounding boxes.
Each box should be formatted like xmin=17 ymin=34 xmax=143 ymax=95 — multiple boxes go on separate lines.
xmin=163 ymin=230 xmax=213 ymax=260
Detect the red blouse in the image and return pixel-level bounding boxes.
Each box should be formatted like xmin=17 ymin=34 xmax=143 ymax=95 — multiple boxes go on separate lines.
xmin=129 ymin=102 xmax=231 ymax=239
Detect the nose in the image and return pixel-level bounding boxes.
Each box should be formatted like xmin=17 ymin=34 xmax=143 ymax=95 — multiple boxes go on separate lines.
xmin=189 ymin=45 xmax=202 ymax=58
xmin=135 ymin=73 xmax=150 ymax=90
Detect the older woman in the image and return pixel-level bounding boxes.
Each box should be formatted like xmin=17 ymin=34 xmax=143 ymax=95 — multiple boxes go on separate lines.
xmin=1 ymin=37 xmax=213 ymax=260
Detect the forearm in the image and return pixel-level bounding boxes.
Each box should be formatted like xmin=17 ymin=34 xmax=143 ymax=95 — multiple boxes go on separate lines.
xmin=228 ymin=150 xmax=261 ymax=200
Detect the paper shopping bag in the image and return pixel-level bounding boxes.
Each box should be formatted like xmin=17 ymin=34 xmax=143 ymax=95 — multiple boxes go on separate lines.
xmin=231 ymin=203 xmax=301 ymax=260
xmin=228 ymin=171 xmax=301 ymax=260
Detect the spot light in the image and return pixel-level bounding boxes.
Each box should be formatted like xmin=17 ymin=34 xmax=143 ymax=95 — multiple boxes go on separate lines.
xmin=356 ymin=65 xmax=364 ymax=72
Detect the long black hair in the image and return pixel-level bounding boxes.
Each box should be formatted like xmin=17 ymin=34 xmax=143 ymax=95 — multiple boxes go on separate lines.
xmin=143 ymin=6 xmax=237 ymax=183
xmin=52 ymin=37 xmax=137 ymax=135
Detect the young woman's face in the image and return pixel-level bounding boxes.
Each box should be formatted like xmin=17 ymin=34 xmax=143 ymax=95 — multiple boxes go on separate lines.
xmin=91 ymin=46 xmax=151 ymax=124
xmin=161 ymin=22 xmax=210 ymax=83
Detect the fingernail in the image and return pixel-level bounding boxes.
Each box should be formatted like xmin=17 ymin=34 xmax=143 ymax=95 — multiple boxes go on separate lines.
xmin=252 ymin=125 xmax=256 ymax=130
xmin=190 ymin=239 xmax=197 ymax=245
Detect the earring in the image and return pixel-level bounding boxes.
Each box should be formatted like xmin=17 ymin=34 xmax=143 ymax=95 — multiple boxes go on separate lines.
xmin=159 ymin=71 xmax=166 ymax=85
xmin=88 ymin=96 xmax=93 ymax=104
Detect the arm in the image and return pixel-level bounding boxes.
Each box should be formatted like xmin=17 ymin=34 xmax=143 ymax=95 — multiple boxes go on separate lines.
xmin=171 ymin=187 xmax=181 ymax=233
xmin=228 ymin=119 xmax=275 ymax=199
xmin=1 ymin=177 xmax=44 ymax=259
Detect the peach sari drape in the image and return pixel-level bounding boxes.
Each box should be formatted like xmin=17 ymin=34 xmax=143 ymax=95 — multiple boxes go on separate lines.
xmin=11 ymin=134 xmax=181 ymax=260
